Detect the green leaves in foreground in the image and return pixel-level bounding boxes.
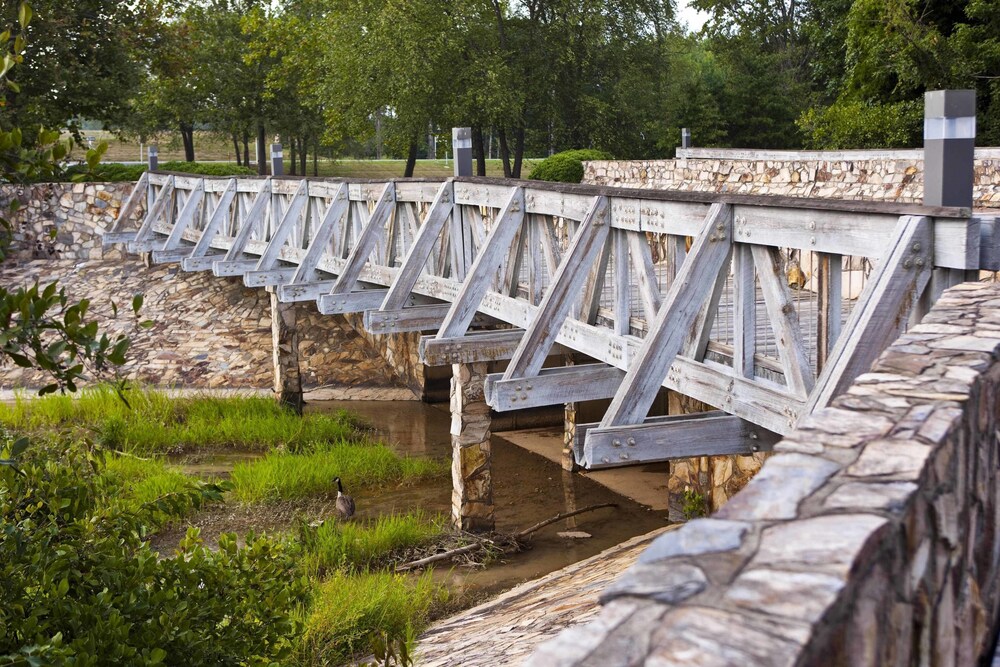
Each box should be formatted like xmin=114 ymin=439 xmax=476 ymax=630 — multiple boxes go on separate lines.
xmin=0 ymin=447 xmax=309 ymax=665
xmin=0 ymin=282 xmax=133 ymax=395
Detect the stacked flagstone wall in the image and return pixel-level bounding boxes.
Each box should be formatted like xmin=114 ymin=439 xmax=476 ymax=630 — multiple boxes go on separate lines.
xmin=583 ymin=148 xmax=1000 ymax=208
xmin=529 ymin=280 xmax=1000 ymax=666
xmin=0 ymin=182 xmax=428 ymax=399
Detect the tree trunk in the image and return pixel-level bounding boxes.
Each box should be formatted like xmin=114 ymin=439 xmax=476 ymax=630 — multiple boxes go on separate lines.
xmin=232 ymin=134 xmax=242 ymax=166
xmin=512 ymin=125 xmax=526 ymax=178
xmin=289 ymin=139 xmax=297 ymax=176
xmin=242 ymin=132 xmax=250 ymax=169
xmin=471 ymin=125 xmax=486 ymax=176
xmin=498 ymin=128 xmax=512 ymax=178
xmin=299 ymin=136 xmax=306 ymax=175
xmin=180 ymin=123 xmax=195 ymax=162
xmin=403 ymin=138 xmax=419 ymax=177
xmin=313 ymin=138 xmax=319 ymax=177
xmin=256 ymin=124 xmax=267 ymax=176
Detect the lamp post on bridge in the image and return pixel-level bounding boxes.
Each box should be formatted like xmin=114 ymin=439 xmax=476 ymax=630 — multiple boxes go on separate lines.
xmin=923 ymin=89 xmax=975 ymax=209
xmin=147 ymin=145 xmax=158 ymax=172
xmin=452 ymin=127 xmax=473 ymax=177
xmin=917 ymin=89 xmax=978 ymax=319
xmin=271 ymin=142 xmax=284 ymax=177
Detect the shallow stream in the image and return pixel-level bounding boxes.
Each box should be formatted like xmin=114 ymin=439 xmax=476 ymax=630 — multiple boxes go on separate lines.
xmin=164 ymin=400 xmax=669 ymax=600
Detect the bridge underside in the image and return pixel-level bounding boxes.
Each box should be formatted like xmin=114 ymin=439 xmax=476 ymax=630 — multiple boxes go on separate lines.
xmin=104 ymin=171 xmax=994 ymax=528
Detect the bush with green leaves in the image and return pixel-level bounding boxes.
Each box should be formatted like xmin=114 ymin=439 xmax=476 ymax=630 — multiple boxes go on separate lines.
xmin=797 ymin=100 xmax=923 ymax=150
xmin=0 ymin=440 xmax=311 ymax=665
xmin=528 ymin=149 xmax=613 ymax=183
xmin=65 ymin=161 xmax=256 ymax=183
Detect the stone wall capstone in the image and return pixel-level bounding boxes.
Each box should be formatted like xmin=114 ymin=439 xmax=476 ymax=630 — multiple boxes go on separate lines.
xmin=583 ymin=150 xmax=1000 ymax=208
xmin=528 ymin=280 xmax=1000 ymax=666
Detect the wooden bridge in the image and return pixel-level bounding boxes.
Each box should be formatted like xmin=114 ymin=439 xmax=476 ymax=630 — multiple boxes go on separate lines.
xmin=102 ymin=171 xmax=995 ymax=490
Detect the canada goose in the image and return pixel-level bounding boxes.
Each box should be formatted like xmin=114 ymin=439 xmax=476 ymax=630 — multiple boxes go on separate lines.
xmin=333 ymin=476 xmax=355 ymax=519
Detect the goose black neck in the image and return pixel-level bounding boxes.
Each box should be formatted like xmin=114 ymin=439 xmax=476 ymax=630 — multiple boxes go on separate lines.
xmin=336 ymin=478 xmax=344 ymax=493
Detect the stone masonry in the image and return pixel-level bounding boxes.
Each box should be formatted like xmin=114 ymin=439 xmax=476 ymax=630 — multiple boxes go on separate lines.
xmin=0 ymin=257 xmax=416 ymax=398
xmin=451 ymin=362 xmax=494 ymax=532
xmin=3 ymin=181 xmax=134 ymax=261
xmin=583 ymin=149 xmax=1000 ymax=208
xmin=528 ymin=280 xmax=1000 ymax=666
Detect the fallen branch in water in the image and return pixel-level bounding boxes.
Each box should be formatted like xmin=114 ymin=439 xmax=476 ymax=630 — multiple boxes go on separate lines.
xmin=514 ymin=502 xmax=618 ymax=539
xmin=395 ymin=502 xmax=618 ymax=572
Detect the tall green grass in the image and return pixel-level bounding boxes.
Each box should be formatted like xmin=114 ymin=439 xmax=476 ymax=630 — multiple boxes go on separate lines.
xmin=300 ymin=512 xmax=445 ymax=576
xmin=0 ymin=386 xmax=356 ymax=453
xmin=229 ymin=444 xmax=447 ymax=503
xmin=298 ymin=570 xmax=448 ymax=666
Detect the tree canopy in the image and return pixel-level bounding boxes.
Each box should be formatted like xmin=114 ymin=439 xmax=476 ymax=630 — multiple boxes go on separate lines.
xmin=9 ymin=0 xmax=1000 ymax=168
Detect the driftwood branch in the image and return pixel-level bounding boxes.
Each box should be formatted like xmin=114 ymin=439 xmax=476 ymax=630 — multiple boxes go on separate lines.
xmin=395 ymin=502 xmax=618 ymax=572
xmin=514 ymin=502 xmax=617 ymax=539
xmin=396 ymin=542 xmax=484 ymax=572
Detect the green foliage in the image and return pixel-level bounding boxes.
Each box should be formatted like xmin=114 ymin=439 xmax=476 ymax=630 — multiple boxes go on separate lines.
xmin=0 ymin=385 xmax=358 ymax=453
xmin=0 ymin=282 xmax=132 ymax=395
xmin=798 ymin=100 xmax=923 ymax=149
xmin=64 ymin=160 xmax=256 ymax=183
xmin=229 ymin=445 xmax=448 ymax=503
xmin=528 ymin=149 xmax=613 ymax=183
xmin=299 ymin=570 xmax=446 ymax=667
xmin=98 ymin=454 xmax=202 ymax=514
xmin=299 ymin=512 xmax=446 ymax=577
xmin=0 ymin=442 xmax=309 ymax=665
xmin=681 ymin=487 xmax=707 ymax=520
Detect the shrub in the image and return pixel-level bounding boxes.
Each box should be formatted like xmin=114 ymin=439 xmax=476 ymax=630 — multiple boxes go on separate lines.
xmin=64 ymin=160 xmax=255 ymax=182
xmin=528 ymin=149 xmax=614 ymax=183
xmin=0 ymin=443 xmax=310 ymax=665
xmin=796 ymin=100 xmax=923 ymax=149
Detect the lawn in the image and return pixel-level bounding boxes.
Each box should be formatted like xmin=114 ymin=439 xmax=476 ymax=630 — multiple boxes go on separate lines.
xmin=74 ymin=130 xmax=540 ymax=179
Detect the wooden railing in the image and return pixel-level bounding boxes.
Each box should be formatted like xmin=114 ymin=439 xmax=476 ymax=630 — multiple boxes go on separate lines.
xmin=104 ymin=172 xmax=993 ymax=468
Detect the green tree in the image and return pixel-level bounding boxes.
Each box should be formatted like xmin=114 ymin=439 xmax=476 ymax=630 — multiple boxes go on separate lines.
xmin=0 ymin=0 xmax=152 ymax=137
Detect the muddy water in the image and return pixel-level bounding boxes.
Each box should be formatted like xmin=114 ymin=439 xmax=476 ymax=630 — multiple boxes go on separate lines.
xmin=310 ymin=401 xmax=669 ymax=597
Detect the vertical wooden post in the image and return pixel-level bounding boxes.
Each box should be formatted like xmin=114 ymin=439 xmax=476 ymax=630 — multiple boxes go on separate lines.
xmin=451 ymin=362 xmax=494 ymax=532
xmin=270 ymin=290 xmax=303 ymax=414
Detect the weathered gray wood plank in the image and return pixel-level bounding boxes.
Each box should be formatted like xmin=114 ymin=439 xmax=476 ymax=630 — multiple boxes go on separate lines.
xmin=600 ymin=203 xmax=733 ymax=429
xmin=486 ymin=363 xmax=625 ymax=411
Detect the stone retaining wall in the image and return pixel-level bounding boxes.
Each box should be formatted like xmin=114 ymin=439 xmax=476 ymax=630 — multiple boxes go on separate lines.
xmin=0 ymin=258 xmax=416 ymax=399
xmin=529 ymin=280 xmax=1000 ymax=666
xmin=1 ymin=182 xmax=136 ymax=261
xmin=0 ymin=181 xmax=440 ymax=399
xmin=583 ymin=149 xmax=1000 ymax=207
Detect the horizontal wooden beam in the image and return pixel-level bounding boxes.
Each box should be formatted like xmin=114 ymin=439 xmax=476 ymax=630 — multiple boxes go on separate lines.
xmin=212 ymin=259 xmax=260 ymax=277
xmin=244 ymin=268 xmax=296 ymax=288
xmin=577 ymin=411 xmax=780 ymax=469
xmin=181 ymin=253 xmax=226 ymax=272
xmin=363 ymin=304 xmax=452 ymax=333
xmin=316 ymin=289 xmax=390 ymax=315
xmin=420 ymin=330 xmax=526 ymax=365
xmin=102 ymin=231 xmax=138 ymax=245
xmin=485 ymin=363 xmax=625 ymax=411
xmin=126 ymin=237 xmax=166 ymax=253
xmin=278 ymin=280 xmax=339 ymax=303
xmin=151 ymin=246 xmax=195 ymax=264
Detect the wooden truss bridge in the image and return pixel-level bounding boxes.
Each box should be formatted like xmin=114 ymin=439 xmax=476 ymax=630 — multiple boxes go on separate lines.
xmin=103 ymin=171 xmax=996 ymax=469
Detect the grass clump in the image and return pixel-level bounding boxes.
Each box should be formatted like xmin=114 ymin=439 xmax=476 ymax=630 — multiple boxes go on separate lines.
xmin=99 ymin=454 xmax=195 ymax=509
xmin=229 ymin=444 xmax=447 ymax=503
xmin=300 ymin=512 xmax=446 ymax=576
xmin=298 ymin=570 xmax=447 ymax=666
xmin=0 ymin=386 xmax=357 ymax=453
